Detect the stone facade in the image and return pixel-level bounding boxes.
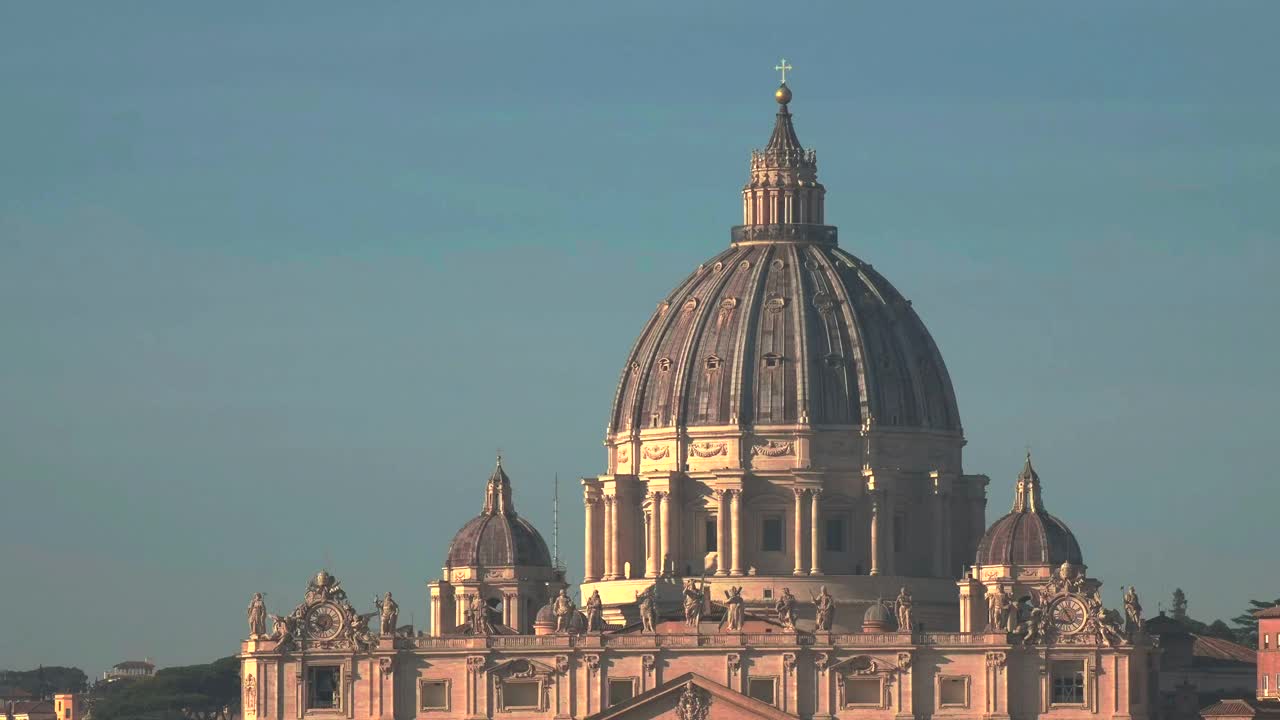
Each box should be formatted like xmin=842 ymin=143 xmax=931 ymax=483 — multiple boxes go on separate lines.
xmin=238 ymin=81 xmax=1159 ymax=720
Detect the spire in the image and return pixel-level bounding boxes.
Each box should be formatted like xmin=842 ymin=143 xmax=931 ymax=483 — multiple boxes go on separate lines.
xmin=735 ymin=65 xmax=834 ymax=245
xmin=481 ymin=455 xmax=516 ymax=516
xmin=1011 ymin=451 xmax=1044 ymax=513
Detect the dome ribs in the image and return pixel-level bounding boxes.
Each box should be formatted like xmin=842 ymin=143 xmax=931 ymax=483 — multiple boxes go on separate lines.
xmin=725 ymin=245 xmax=772 ymax=428
xmin=802 ymin=246 xmax=857 ymax=425
xmin=787 ymin=244 xmax=812 ymax=424
xmin=671 ymin=247 xmax=749 ymax=430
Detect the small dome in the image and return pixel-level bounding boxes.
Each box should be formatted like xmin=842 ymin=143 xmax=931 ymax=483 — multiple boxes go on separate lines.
xmin=445 ymin=459 xmax=553 ymax=570
xmin=863 ymin=602 xmax=893 ymax=625
xmin=535 ymin=603 xmax=556 ymax=625
xmin=975 ymin=454 xmax=1083 ymax=568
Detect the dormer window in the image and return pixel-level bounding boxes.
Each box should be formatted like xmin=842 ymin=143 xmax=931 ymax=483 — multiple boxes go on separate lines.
xmin=657 ymin=357 xmax=672 ymax=372
xmin=705 ymin=355 xmax=722 ymax=370
xmin=762 ymin=353 xmax=783 ymax=369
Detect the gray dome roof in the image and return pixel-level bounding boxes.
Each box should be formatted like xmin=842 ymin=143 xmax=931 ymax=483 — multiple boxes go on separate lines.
xmin=863 ymin=601 xmax=893 ymax=625
xmin=976 ymin=454 xmax=1083 ymax=568
xmin=445 ymin=459 xmax=553 ymax=570
xmin=609 ymin=244 xmax=960 ymax=432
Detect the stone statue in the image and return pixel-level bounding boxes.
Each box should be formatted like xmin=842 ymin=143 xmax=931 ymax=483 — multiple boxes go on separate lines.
xmin=682 ymin=579 xmax=705 ymax=627
xmin=811 ymin=586 xmax=835 ymax=631
xmin=720 ymin=586 xmax=745 ymax=631
xmin=553 ymin=589 xmax=576 ymax=633
xmin=247 ymin=593 xmax=267 ymax=638
xmin=1021 ymin=606 xmax=1044 ymax=644
xmin=988 ymin=588 xmax=1014 ymax=631
xmin=469 ymin=595 xmax=492 ymax=635
xmin=1124 ymin=586 xmax=1144 ymax=634
xmin=305 ymin=570 xmax=345 ymax=604
xmin=895 ymin=587 xmax=914 ymax=632
xmin=270 ymin=613 xmax=297 ymax=649
xmin=775 ymin=587 xmax=797 ymax=631
xmin=636 ymin=588 xmax=657 ymax=633
xmin=348 ymin=610 xmax=375 ymax=650
xmin=585 ymin=590 xmax=603 ymax=632
xmin=377 ymin=592 xmax=399 ymax=635
xmin=1096 ymin=604 xmax=1126 ymax=646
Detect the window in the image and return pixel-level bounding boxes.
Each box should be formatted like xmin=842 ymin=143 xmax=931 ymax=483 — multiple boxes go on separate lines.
xmin=762 ymin=353 xmax=782 ymax=369
xmin=748 ymin=677 xmax=777 ymax=706
xmin=844 ymin=677 xmax=881 ymax=706
xmin=761 ymin=515 xmax=784 ymax=552
xmin=1265 ymin=633 xmax=1271 ymax=650
xmin=705 ymin=355 xmax=722 ymax=370
xmin=420 ymin=680 xmax=449 ymax=711
xmin=306 ymin=666 xmax=341 ymax=710
xmin=939 ymin=676 xmax=968 ymax=707
xmin=501 ymin=680 xmax=540 ymax=710
xmin=658 ymin=357 xmax=671 ymax=372
xmin=825 ymin=516 xmax=845 ymax=551
xmin=1264 ymin=674 xmax=1269 ymax=694
xmin=1050 ymin=660 xmax=1086 ymax=705
xmin=705 ymin=517 xmax=718 ymax=552
xmin=608 ymin=679 xmax=636 ymax=706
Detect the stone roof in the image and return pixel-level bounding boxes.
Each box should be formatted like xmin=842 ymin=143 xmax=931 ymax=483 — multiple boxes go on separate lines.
xmin=1254 ymin=604 xmax=1280 ymax=618
xmin=1191 ymin=635 xmax=1257 ymax=665
xmin=975 ymin=454 xmax=1083 ymax=567
xmin=444 ymin=458 xmax=552 ymax=570
xmin=1201 ymin=698 xmax=1280 ymax=719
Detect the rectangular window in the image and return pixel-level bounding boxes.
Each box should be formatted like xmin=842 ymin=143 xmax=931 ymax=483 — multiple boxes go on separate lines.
xmin=705 ymin=518 xmax=718 ymax=552
xmin=1264 ymin=674 xmax=1269 ymax=694
xmin=825 ymin=516 xmax=845 ymax=552
xmin=608 ymin=679 xmax=636 ymax=707
xmin=419 ymin=680 xmax=448 ymax=711
xmin=844 ymin=677 xmax=881 ymax=706
xmin=501 ymin=680 xmax=540 ymax=710
xmin=939 ymin=676 xmax=968 ymax=707
xmin=306 ymin=666 xmax=341 ymax=710
xmin=1265 ymin=633 xmax=1271 ymax=650
xmin=762 ymin=515 xmax=784 ymax=552
xmin=1051 ymin=660 xmax=1086 ymax=705
xmin=748 ymin=677 xmax=777 ymax=706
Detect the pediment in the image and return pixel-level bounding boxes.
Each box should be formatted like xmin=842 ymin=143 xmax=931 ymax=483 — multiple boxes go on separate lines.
xmin=488 ymin=657 xmax=556 ymax=679
xmin=828 ymin=654 xmax=902 ymax=676
xmin=586 ymin=672 xmax=795 ymax=720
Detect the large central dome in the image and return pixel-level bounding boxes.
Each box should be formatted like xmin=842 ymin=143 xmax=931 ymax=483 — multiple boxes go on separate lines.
xmin=583 ymin=85 xmax=987 ymax=631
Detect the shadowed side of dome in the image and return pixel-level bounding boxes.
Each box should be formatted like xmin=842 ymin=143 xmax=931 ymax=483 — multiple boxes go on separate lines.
xmin=445 ymin=458 xmax=553 ymax=570
xmin=975 ymin=454 xmax=1083 ymax=568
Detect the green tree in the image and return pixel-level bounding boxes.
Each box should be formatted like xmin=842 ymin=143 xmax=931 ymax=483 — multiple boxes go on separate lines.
xmin=0 ymin=666 xmax=88 ymax=698
xmin=1171 ymin=588 xmax=1188 ymax=621
xmin=92 ymin=657 xmax=240 ymax=720
xmin=1231 ymin=598 xmax=1280 ymax=647
xmin=1203 ymin=619 xmax=1239 ymax=642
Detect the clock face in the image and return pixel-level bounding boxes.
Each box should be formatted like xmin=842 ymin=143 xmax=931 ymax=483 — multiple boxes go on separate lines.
xmin=306 ymin=602 xmax=346 ymax=641
xmin=1047 ymin=596 xmax=1088 ymax=635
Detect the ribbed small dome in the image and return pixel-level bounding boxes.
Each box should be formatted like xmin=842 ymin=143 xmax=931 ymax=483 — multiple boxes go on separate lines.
xmin=863 ymin=602 xmax=893 ymax=625
xmin=445 ymin=459 xmax=553 ymax=570
xmin=975 ymin=454 xmax=1083 ymax=568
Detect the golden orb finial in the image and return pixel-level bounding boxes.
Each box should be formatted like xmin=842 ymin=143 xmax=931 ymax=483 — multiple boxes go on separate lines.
xmin=775 ymin=83 xmax=792 ymax=105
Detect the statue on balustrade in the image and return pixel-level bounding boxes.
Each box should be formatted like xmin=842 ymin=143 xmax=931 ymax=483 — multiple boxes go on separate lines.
xmin=1123 ymin=586 xmax=1144 ymax=635
xmin=775 ymin=587 xmax=797 ymax=631
xmin=636 ymin=587 xmax=658 ymax=633
xmin=585 ymin=589 xmax=603 ymax=632
xmin=270 ymin=613 xmax=298 ymax=649
xmin=682 ymin=578 xmax=705 ymax=627
xmin=468 ymin=595 xmax=494 ymax=635
xmin=720 ymin=586 xmax=745 ymax=631
xmin=377 ymin=592 xmax=398 ymax=635
xmin=553 ymin=589 xmax=576 ymax=633
xmin=895 ymin=587 xmax=914 ymax=632
xmin=811 ymin=586 xmax=835 ymax=631
xmin=247 ymin=592 xmax=267 ymax=638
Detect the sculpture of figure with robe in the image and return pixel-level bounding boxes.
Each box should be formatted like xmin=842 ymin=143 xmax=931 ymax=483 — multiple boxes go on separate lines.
xmin=682 ymin=578 xmax=705 ymax=627
xmin=1022 ymin=606 xmax=1044 ymax=644
xmin=636 ymin=588 xmax=657 ymax=633
xmin=1123 ymin=586 xmax=1144 ymax=635
xmin=469 ymin=595 xmax=492 ymax=635
xmin=720 ymin=586 xmax=745 ymax=631
xmin=775 ymin=587 xmax=797 ymax=631
xmin=248 ymin=593 xmax=267 ymax=638
xmin=585 ymin=589 xmax=603 ymax=632
xmin=270 ymin=613 xmax=297 ymax=649
xmin=553 ymin=589 xmax=576 ymax=633
xmin=895 ymin=587 xmax=914 ymax=632
xmin=811 ymin=586 xmax=835 ymax=631
xmin=377 ymin=592 xmax=399 ymax=635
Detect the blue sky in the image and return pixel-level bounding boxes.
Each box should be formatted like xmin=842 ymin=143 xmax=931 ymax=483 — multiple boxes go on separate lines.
xmin=1 ymin=2 xmax=1276 ymax=673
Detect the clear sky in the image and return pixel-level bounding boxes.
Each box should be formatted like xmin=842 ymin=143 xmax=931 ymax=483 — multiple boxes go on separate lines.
xmin=1 ymin=2 xmax=1276 ymax=674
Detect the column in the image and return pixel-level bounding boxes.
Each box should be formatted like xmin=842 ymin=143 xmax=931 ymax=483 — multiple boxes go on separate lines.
xmin=793 ymin=488 xmax=806 ymax=576
xmin=729 ymin=490 xmax=742 ymax=576
xmin=869 ymin=492 xmax=881 ymax=576
xmin=809 ymin=488 xmax=823 ymax=575
xmin=647 ymin=492 xmax=661 ymax=578
xmin=659 ymin=491 xmax=672 ymax=576
xmin=715 ymin=490 xmax=729 ymax=576
xmin=603 ymin=496 xmax=616 ymax=580
xmin=584 ymin=495 xmax=599 ymax=583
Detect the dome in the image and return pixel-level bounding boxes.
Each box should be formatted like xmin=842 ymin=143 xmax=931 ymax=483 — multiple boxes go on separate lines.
xmin=863 ymin=601 xmax=893 ymax=625
xmin=607 ymin=94 xmax=959 ymax=439
xmin=445 ymin=459 xmax=553 ymax=570
xmin=975 ymin=454 xmax=1083 ymax=568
